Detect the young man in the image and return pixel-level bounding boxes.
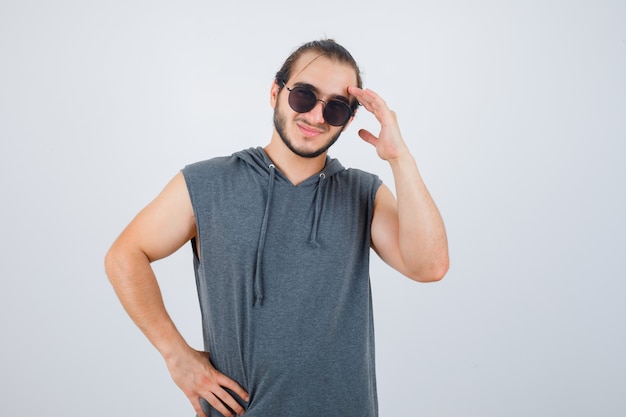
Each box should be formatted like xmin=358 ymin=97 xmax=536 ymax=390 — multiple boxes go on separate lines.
xmin=105 ymin=39 xmax=449 ymax=417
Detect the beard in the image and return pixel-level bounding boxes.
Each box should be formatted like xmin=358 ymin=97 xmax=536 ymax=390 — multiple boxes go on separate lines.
xmin=273 ymin=101 xmax=343 ymax=159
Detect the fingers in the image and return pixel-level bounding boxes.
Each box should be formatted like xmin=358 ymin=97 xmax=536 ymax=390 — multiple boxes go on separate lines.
xmin=192 ymin=397 xmax=210 ymax=417
xmin=167 ymin=348 xmax=249 ymax=417
xmin=217 ymin=372 xmax=250 ymax=404
xmin=349 ymin=86 xmax=407 ymax=160
xmin=348 ymin=86 xmax=393 ymax=123
xmin=192 ymin=390 xmax=244 ymax=417
xmin=198 ymin=389 xmax=242 ymax=417
xmin=196 ymin=370 xmax=248 ymax=416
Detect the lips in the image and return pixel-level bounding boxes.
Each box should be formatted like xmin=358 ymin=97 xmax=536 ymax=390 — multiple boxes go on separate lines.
xmin=297 ymin=122 xmax=325 ymax=138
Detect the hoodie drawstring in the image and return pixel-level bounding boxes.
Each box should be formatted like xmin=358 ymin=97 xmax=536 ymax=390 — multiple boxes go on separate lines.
xmin=254 ymin=163 xmax=275 ymax=306
xmin=253 ymin=164 xmax=328 ymax=306
xmin=309 ymin=172 xmax=326 ymax=248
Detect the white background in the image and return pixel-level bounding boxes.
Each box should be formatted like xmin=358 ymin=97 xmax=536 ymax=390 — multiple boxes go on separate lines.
xmin=1 ymin=1 xmax=625 ymax=416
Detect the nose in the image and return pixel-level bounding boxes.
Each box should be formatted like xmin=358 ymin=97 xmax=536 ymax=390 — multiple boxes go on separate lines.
xmin=307 ymin=100 xmax=326 ymax=125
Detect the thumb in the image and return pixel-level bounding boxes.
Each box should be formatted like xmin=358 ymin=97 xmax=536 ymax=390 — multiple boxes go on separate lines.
xmin=358 ymin=129 xmax=378 ymax=147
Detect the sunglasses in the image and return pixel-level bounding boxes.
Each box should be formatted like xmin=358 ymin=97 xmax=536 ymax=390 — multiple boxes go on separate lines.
xmin=278 ymin=80 xmax=357 ymax=127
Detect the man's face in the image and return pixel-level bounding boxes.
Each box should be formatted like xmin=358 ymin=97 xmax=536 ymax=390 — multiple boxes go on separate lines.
xmin=272 ymin=53 xmax=358 ymax=158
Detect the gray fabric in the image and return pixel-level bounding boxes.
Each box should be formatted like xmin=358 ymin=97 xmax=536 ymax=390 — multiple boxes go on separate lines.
xmin=182 ymin=147 xmax=382 ymax=417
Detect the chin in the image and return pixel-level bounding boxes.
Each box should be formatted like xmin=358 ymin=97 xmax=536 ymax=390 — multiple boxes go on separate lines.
xmin=274 ymin=104 xmax=344 ymax=158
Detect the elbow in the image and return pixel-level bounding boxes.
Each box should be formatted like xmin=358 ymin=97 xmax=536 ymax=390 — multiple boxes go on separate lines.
xmin=104 ymin=239 xmax=152 ymax=286
xmin=425 ymin=260 xmax=449 ymax=282
xmin=406 ymin=256 xmax=449 ymax=283
xmin=104 ymin=241 xmax=135 ymax=285
xmin=104 ymin=244 xmax=121 ymax=284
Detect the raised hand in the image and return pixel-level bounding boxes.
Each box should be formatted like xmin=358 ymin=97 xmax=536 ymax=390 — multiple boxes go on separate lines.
xmin=348 ymin=86 xmax=409 ymax=161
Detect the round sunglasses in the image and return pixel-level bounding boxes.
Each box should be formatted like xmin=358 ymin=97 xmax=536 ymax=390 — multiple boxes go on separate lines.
xmin=279 ymin=80 xmax=357 ymax=127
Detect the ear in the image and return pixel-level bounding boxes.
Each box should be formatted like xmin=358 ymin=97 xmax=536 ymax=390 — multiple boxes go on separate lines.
xmin=270 ymin=80 xmax=280 ymax=109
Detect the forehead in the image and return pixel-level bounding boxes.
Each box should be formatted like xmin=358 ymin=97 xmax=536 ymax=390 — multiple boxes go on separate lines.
xmin=290 ymin=52 xmax=358 ymax=96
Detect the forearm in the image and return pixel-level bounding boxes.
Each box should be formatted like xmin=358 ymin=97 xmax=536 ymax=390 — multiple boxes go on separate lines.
xmin=105 ymin=242 xmax=249 ymax=417
xmin=388 ymin=152 xmax=449 ymax=281
xmin=105 ymin=244 xmax=190 ymax=360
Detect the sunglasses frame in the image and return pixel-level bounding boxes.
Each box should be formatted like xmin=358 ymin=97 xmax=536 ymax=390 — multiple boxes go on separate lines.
xmin=278 ymin=79 xmax=358 ymax=127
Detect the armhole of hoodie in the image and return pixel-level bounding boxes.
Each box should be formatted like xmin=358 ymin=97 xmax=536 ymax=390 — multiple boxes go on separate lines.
xmin=181 ymin=167 xmax=202 ymax=260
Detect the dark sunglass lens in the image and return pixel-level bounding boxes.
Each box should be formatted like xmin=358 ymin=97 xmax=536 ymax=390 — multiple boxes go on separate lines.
xmin=323 ymin=101 xmax=351 ymax=126
xmin=288 ymin=87 xmax=317 ymax=113
xmin=286 ymin=86 xmax=351 ymax=126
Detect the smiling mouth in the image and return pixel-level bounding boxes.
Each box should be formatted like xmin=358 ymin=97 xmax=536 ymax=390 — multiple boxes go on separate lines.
xmin=297 ymin=121 xmax=325 ymax=137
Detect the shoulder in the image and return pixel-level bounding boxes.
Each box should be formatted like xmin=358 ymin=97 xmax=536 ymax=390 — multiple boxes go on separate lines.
xmin=342 ymin=167 xmax=380 ymax=180
xmin=182 ymin=154 xmax=239 ymax=176
xmin=336 ymin=168 xmax=383 ymax=191
xmin=181 ymin=153 xmax=249 ymax=186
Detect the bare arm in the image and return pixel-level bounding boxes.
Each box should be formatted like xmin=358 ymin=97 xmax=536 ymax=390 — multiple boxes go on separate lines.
xmin=104 ymin=172 xmax=248 ymax=417
xmin=348 ymin=87 xmax=449 ymax=282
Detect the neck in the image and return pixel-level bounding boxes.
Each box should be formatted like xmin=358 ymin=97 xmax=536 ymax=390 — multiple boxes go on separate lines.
xmin=264 ymin=133 xmax=327 ymax=186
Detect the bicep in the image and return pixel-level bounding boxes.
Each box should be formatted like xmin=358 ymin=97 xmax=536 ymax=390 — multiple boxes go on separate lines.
xmin=370 ymin=184 xmax=408 ymax=276
xmin=114 ymin=171 xmax=196 ymax=262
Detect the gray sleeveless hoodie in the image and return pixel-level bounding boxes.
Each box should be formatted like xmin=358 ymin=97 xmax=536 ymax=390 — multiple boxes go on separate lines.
xmin=182 ymin=147 xmax=382 ymax=417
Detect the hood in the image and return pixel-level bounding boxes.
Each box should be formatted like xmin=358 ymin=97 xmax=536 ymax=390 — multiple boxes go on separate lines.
xmin=233 ymin=147 xmax=345 ymax=184
xmin=233 ymin=147 xmax=345 ymax=306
